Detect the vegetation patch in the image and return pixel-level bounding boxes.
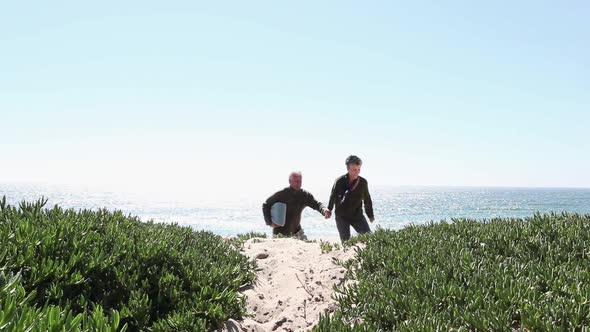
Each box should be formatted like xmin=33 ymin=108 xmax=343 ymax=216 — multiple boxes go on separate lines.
xmin=0 ymin=197 xmax=256 ymax=331
xmin=226 ymin=231 xmax=267 ymax=249
xmin=315 ymin=213 xmax=590 ymax=331
xmin=319 ymin=240 xmax=342 ymax=254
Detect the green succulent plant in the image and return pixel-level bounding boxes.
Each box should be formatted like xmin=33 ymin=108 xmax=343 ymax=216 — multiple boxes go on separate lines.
xmin=0 ymin=197 xmax=256 ymax=331
xmin=316 ymin=212 xmax=590 ymax=331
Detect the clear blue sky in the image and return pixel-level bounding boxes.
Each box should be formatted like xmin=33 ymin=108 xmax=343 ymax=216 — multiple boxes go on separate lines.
xmin=1 ymin=1 xmax=589 ymax=197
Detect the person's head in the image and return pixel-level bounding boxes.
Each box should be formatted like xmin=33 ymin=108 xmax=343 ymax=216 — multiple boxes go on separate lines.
xmin=288 ymin=171 xmax=303 ymax=190
xmin=345 ymin=155 xmax=362 ymax=179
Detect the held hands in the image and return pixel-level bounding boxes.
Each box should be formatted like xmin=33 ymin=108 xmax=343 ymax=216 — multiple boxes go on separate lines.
xmin=271 ymin=223 xmax=281 ymax=228
xmin=324 ymin=210 xmax=332 ymax=219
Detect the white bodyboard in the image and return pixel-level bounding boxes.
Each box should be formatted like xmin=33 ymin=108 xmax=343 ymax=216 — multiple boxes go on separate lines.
xmin=270 ymin=202 xmax=287 ymax=226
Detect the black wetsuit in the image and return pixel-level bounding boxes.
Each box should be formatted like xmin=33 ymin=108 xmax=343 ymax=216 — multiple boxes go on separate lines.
xmin=328 ymin=175 xmax=374 ymax=242
xmin=262 ymin=187 xmax=327 ymax=236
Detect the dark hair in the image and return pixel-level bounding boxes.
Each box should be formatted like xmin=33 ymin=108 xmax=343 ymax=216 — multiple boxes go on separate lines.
xmin=345 ymin=155 xmax=362 ymax=167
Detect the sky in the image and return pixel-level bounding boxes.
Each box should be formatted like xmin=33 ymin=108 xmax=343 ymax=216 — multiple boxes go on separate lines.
xmin=1 ymin=1 xmax=589 ymax=199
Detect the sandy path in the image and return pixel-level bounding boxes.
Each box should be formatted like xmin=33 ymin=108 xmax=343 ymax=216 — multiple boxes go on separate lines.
xmin=222 ymin=238 xmax=357 ymax=332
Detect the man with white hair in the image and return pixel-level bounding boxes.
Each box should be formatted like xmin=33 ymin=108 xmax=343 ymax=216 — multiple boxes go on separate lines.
xmin=262 ymin=171 xmax=331 ymax=240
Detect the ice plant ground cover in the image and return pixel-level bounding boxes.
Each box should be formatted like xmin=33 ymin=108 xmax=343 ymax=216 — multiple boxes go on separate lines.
xmin=316 ymin=213 xmax=590 ymax=331
xmin=0 ymin=197 xmax=255 ymax=331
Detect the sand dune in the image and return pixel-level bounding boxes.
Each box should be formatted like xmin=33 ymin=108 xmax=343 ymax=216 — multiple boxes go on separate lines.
xmin=221 ymin=237 xmax=359 ymax=332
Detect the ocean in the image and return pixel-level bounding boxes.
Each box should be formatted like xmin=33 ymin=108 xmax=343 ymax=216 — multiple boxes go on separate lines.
xmin=2 ymin=183 xmax=590 ymax=239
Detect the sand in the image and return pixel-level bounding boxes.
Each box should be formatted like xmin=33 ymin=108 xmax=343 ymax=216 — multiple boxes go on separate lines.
xmin=221 ymin=237 xmax=359 ymax=332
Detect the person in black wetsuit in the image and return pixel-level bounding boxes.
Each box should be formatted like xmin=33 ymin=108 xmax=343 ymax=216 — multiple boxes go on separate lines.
xmin=262 ymin=171 xmax=330 ymax=240
xmin=328 ymin=155 xmax=375 ymax=243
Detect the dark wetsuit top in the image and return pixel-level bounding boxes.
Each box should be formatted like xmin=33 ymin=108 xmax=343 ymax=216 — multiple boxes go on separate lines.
xmin=262 ymin=187 xmax=327 ymax=236
xmin=328 ymin=175 xmax=374 ymax=219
